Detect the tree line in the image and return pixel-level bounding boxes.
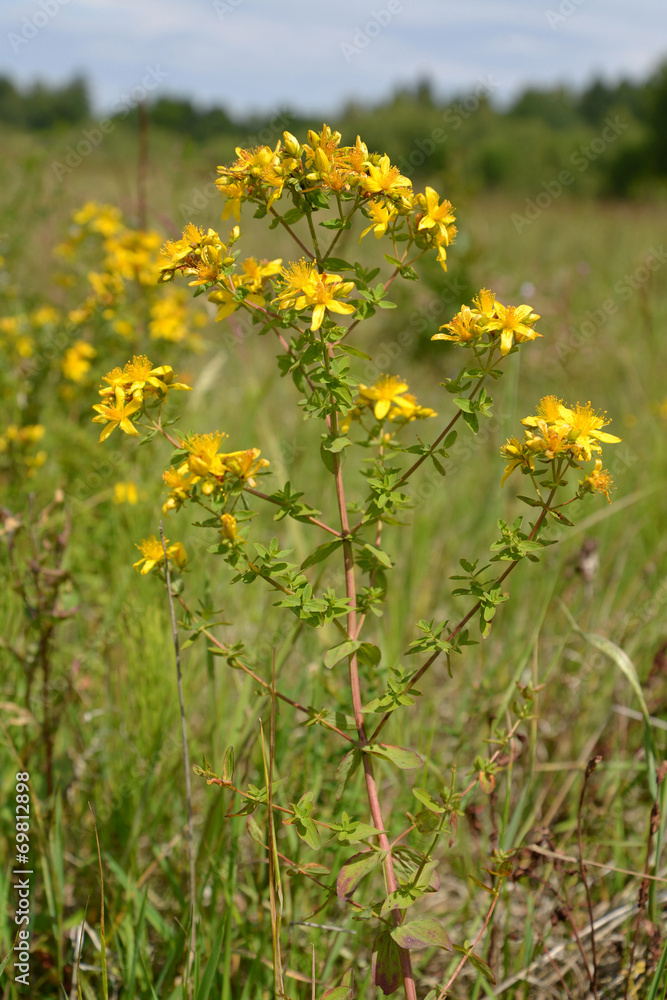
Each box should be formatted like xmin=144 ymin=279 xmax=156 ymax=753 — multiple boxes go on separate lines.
xmin=1 ymin=64 xmax=666 ymax=196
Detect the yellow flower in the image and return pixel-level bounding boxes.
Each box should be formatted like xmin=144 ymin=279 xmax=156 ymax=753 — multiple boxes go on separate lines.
xmin=472 ymin=288 xmax=497 ymax=318
xmin=104 ymin=228 xmax=162 ymax=285
xmin=387 ymin=393 xmax=437 ymax=422
xmin=209 ymin=257 xmax=282 ymax=321
xmin=485 ymin=302 xmax=541 ymax=356
xmin=500 ymin=437 xmax=533 ymax=486
xmin=133 ymin=535 xmax=187 ymax=575
xmin=73 ymin=201 xmax=123 ymax=237
xmin=220 ymin=448 xmax=270 ymax=487
xmin=240 ymin=256 xmax=283 ymax=292
xmin=159 ymin=225 xmax=235 ymax=283
xmin=62 ymin=341 xmax=97 ymax=383
xmin=580 ymin=459 xmax=614 ymax=502
xmin=360 ymin=201 xmax=397 ymax=240
xmin=113 ymin=481 xmax=139 ymax=504
xmin=217 ymin=178 xmax=248 ymax=221
xmin=88 ymin=270 xmax=124 ymax=302
xmin=273 ymin=259 xmax=318 ymax=309
xmin=306 ymin=272 xmax=356 ymax=331
xmin=30 ymin=305 xmax=60 ymax=327
xmin=91 ymin=397 xmax=142 ymax=441
xmin=557 ymin=402 xmax=622 ymax=462
xmin=361 ymin=154 xmax=412 ymax=199
xmin=417 ymin=187 xmax=456 ymax=245
xmin=220 ymin=513 xmax=238 ymax=540
xmin=162 ymin=466 xmax=198 ymax=514
xmin=358 ymin=375 xmax=413 ymax=421
xmin=521 ymin=398 xmax=621 ymax=462
xmin=112 ymin=318 xmax=134 ymax=338
xmin=98 ymin=355 xmax=192 ymax=405
xmin=522 ymin=395 xmax=563 ymax=426
xmin=273 ymin=261 xmax=355 ymax=330
xmin=182 ymin=431 xmax=228 ymax=478
xmin=432 ymin=305 xmax=482 ymax=346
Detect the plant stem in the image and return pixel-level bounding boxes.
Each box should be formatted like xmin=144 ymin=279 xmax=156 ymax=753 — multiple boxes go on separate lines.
xmin=159 ymin=525 xmax=196 ymax=992
xmin=269 ymin=206 xmax=315 ymax=259
xmin=330 ymin=438 xmax=417 ymax=1000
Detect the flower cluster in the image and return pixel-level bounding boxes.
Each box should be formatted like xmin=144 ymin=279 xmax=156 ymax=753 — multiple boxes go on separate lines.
xmin=63 ymin=340 xmax=97 ymax=383
xmin=133 ymin=534 xmax=188 ymax=575
xmin=272 ymin=260 xmax=356 ymax=331
xmin=214 ymin=125 xmax=456 ymax=271
xmin=433 ymin=288 xmax=541 ymax=356
xmin=501 ymin=396 xmax=620 ymax=499
xmin=53 ymin=202 xmax=209 ymax=356
xmin=162 ymin=431 xmax=269 ymax=515
xmin=342 ymin=374 xmax=437 ymax=431
xmin=158 ymin=223 xmax=239 ymax=286
xmin=148 ymin=288 xmax=207 ymax=347
xmin=208 ymin=256 xmax=282 ymax=322
xmin=92 ymin=355 xmax=191 ymax=441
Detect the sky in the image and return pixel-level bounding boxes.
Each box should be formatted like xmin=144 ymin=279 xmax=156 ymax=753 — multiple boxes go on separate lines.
xmin=1 ymin=0 xmax=665 ymax=119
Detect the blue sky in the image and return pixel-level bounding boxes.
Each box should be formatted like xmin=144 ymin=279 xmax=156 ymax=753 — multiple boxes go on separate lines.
xmin=1 ymin=0 xmax=665 ymax=118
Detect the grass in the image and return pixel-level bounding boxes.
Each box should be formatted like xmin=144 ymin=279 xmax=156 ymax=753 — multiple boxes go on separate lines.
xmin=0 ymin=120 xmax=666 ymax=999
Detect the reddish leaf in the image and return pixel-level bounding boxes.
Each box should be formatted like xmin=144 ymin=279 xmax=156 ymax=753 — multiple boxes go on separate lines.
xmin=336 ymin=850 xmax=384 ymax=901
xmin=320 ymin=987 xmax=353 ymax=1000
xmin=391 ymin=918 xmax=452 ymax=952
xmin=371 ymin=930 xmax=402 ymax=996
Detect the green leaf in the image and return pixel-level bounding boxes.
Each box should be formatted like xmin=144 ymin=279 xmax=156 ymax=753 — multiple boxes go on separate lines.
xmin=390 ymin=918 xmax=452 ymax=952
xmin=282 ymin=206 xmax=305 ymax=224
xmin=320 ymin=987 xmax=353 ymax=1000
xmin=463 ymin=410 xmax=479 ymax=433
xmin=362 ymin=543 xmax=393 ymax=569
xmin=320 ymin=441 xmax=336 ymax=474
xmin=335 ymin=748 xmax=361 ymax=799
xmin=517 ymin=495 xmax=544 ymax=508
xmin=301 ymin=539 xmax=344 ymax=570
xmin=324 ymin=640 xmax=361 ymax=669
xmin=365 ymin=744 xmax=424 ymax=769
xmin=357 ymin=642 xmax=381 ymax=667
xmin=467 ymin=952 xmax=496 ymax=984
xmin=222 ymin=746 xmax=234 ymax=784
xmin=412 ymin=787 xmax=445 ymax=814
xmin=319 ymin=217 xmax=350 ymax=230
xmin=323 ymin=435 xmax=352 ymax=453
xmin=337 ymin=343 xmax=372 ymax=360
xmin=323 ymin=257 xmax=354 ymax=271
xmin=469 ymin=875 xmax=496 ymax=894
xmin=336 ymin=850 xmax=384 ymax=900
xmin=550 ymin=509 xmax=574 ymax=526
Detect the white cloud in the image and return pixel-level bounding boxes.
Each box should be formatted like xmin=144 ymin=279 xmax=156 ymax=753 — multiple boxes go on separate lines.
xmin=0 ymin=0 xmax=663 ymax=115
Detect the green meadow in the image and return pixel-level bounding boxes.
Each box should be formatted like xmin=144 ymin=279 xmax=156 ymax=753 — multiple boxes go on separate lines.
xmin=1 ymin=116 xmax=666 ymax=999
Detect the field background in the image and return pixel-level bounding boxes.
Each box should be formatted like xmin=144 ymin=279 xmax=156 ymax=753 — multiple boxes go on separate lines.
xmin=1 ymin=77 xmax=667 ymax=1000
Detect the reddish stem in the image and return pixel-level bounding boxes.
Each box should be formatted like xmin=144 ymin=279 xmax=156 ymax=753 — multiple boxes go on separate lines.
xmin=330 ymin=439 xmax=417 ymax=1000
